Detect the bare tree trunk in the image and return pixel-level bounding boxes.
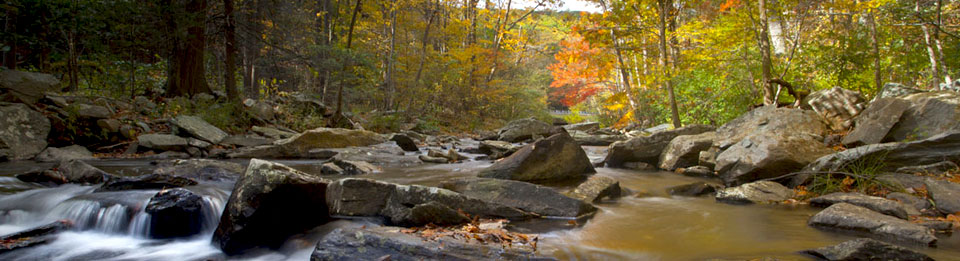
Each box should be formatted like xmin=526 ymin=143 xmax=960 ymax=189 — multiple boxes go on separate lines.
xmin=917 ymin=0 xmax=940 ymax=89
xmin=933 ymin=0 xmax=950 ymax=86
xmin=758 ymin=0 xmax=775 ymax=104
xmin=415 ymin=0 xmax=438 ymax=85
xmin=384 ymin=0 xmax=398 ymax=110
xmin=165 ymin=0 xmax=212 ymax=97
xmin=868 ymin=10 xmax=882 ymax=92
xmin=485 ymin=0 xmax=512 ymax=83
xmin=658 ymin=0 xmax=681 ymax=128
xmin=66 ymin=0 xmax=80 ymax=92
xmin=332 ymin=0 xmax=361 ymax=126
xmin=224 ymin=0 xmax=239 ymax=101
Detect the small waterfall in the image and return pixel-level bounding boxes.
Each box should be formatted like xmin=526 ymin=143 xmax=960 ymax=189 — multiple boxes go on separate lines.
xmin=129 ymin=212 xmax=151 ymax=237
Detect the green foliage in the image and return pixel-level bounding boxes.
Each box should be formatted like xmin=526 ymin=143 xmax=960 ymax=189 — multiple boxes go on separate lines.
xmin=806 ymin=151 xmax=897 ymax=197
xmin=161 ymin=97 xmax=252 ymax=134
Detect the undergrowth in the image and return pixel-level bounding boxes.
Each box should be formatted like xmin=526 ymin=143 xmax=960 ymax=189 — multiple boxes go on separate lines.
xmin=803 ymin=151 xmax=898 ymax=198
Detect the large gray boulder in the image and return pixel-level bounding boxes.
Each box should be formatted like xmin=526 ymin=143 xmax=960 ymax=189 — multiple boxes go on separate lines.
xmin=659 ymin=132 xmax=716 ymax=171
xmin=924 ymin=179 xmax=960 ymax=215
xmin=440 ymin=178 xmax=596 ymax=218
xmin=213 ymin=159 xmax=331 ymax=255
xmin=796 ymin=132 xmax=960 ymax=186
xmin=35 ymin=145 xmax=94 ymax=162
xmin=715 ymin=131 xmax=833 ymax=186
xmin=71 ymin=103 xmax=113 ymax=119
xmin=841 ymin=98 xmax=912 ymax=147
xmin=0 ymin=103 xmax=51 ymax=160
xmin=886 ymin=91 xmax=960 ymax=142
xmin=802 ymin=238 xmax=933 ymax=261
xmin=310 ymin=226 xmax=552 ymax=261
xmin=714 ymin=106 xmax=828 ymax=150
xmin=808 ymin=203 xmax=936 ymax=246
xmin=326 ymin=178 xmax=535 ymax=226
xmin=802 ymin=87 xmax=866 ymax=131
xmin=478 ymin=131 xmax=595 ymax=184
xmin=605 ymin=124 xmax=715 ymax=167
xmin=138 ymin=134 xmax=191 ymax=151
xmin=810 ymin=192 xmax=911 ymax=220
xmin=715 ymin=181 xmax=794 ymax=204
xmin=0 ymin=70 xmax=60 ymax=104
xmin=497 ymin=118 xmax=553 ymax=142
xmin=569 ymin=130 xmax=626 ymax=146
xmin=171 ymin=115 xmax=229 ymax=144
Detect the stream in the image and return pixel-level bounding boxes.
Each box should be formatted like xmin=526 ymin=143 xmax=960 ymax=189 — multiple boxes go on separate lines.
xmin=0 ymin=145 xmax=958 ymax=260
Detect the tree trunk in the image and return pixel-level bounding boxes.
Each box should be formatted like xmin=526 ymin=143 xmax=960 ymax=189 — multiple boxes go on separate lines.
xmin=165 ymin=0 xmax=211 ymax=97
xmin=658 ymin=0 xmax=681 ymax=128
xmin=868 ymin=10 xmax=882 ymax=92
xmin=933 ymin=0 xmax=950 ymax=86
xmin=384 ymin=1 xmax=398 ymax=110
xmin=917 ymin=0 xmax=940 ymax=89
xmin=332 ymin=0 xmax=361 ymax=126
xmin=485 ymin=0 xmax=512 ymax=83
xmin=414 ymin=0 xmax=438 ymax=85
xmin=758 ymin=0 xmax=775 ymax=105
xmin=224 ymin=0 xmax=239 ymax=101
xmin=2 ymin=6 xmax=16 ymax=70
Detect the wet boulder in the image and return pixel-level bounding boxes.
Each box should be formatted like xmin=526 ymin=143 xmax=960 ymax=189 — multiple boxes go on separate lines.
xmin=924 ymin=179 xmax=960 ymax=215
xmin=810 ymin=192 xmax=911 ymax=220
xmin=310 ymin=226 xmax=553 ymax=261
xmin=478 ymin=131 xmax=595 ymax=184
xmin=440 ymin=178 xmax=596 ymax=218
xmin=801 ymin=87 xmax=866 ymax=132
xmin=0 ymin=70 xmax=61 ymax=104
xmin=605 ymin=124 xmax=715 ymax=167
xmin=138 ymin=134 xmax=191 ymax=152
xmin=497 ymin=118 xmax=553 ymax=142
xmin=145 ymin=188 xmax=204 ymax=239
xmin=668 ymin=182 xmax=720 ymax=197
xmin=802 ymin=238 xmax=933 ymax=261
xmin=35 ymin=145 xmax=95 ymax=162
xmin=213 ymin=159 xmax=331 ymax=255
xmin=678 ymin=166 xmax=715 ymax=178
xmin=715 ymin=131 xmax=833 ymax=186
xmin=808 ymin=203 xmax=936 ymax=246
xmin=715 ymin=181 xmax=794 ymax=204
xmin=0 ymin=103 xmax=51 ymax=160
xmin=319 ymin=162 xmax=345 ymax=175
xmin=390 ymin=134 xmax=419 ymax=152
xmin=326 ymin=178 xmax=534 ymax=226
xmin=0 ymin=220 xmax=73 ymax=255
xmin=95 ymin=174 xmax=198 ymax=192
xmin=567 ymin=175 xmax=623 ymax=204
xmin=659 ymin=132 xmax=716 ymax=171
xmin=171 ymin=115 xmax=229 ymax=144
xmin=886 ymin=91 xmax=960 ymax=142
xmin=796 ymin=132 xmax=960 ymax=186
xmin=841 ymin=98 xmax=912 ymax=147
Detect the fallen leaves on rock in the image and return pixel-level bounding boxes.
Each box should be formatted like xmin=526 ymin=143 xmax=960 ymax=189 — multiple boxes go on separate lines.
xmin=399 ymin=217 xmax=538 ymax=251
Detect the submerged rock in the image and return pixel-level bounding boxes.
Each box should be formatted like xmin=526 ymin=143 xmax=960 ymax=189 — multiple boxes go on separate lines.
xmin=810 ymin=192 xmax=911 ymax=220
xmin=310 ymin=226 xmax=553 ymax=261
xmin=213 ymin=159 xmax=331 ymax=255
xmin=326 ymin=178 xmax=534 ymax=226
xmin=801 ymin=238 xmax=933 ymax=261
xmin=145 ymin=188 xmax=204 ymax=239
xmin=0 ymin=220 xmax=73 ymax=255
xmin=605 ymin=124 xmax=715 ymax=167
xmin=668 ymin=182 xmax=720 ymax=197
xmin=35 ymin=145 xmax=95 ymax=162
xmin=95 ymin=174 xmax=198 ymax=192
xmin=568 ymin=175 xmax=623 ymax=204
xmin=440 ymin=178 xmax=596 ymax=218
xmin=496 ymin=118 xmax=553 ymax=142
xmin=715 ymin=181 xmax=794 ymax=204
xmin=478 ymin=131 xmax=595 ymax=184
xmin=0 ymin=103 xmax=51 ymax=160
xmin=808 ymin=203 xmax=936 ymax=246
xmin=171 ymin=115 xmax=229 ymax=144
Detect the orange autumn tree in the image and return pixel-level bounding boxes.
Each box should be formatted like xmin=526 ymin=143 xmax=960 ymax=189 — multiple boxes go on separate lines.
xmin=547 ymin=33 xmax=616 ymax=107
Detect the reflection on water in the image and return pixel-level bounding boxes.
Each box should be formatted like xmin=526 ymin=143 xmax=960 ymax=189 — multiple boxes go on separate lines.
xmin=0 ymin=145 xmax=958 ymax=260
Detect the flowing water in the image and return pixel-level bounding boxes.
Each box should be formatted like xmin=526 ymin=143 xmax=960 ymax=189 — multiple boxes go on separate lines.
xmin=0 ymin=145 xmax=958 ymax=260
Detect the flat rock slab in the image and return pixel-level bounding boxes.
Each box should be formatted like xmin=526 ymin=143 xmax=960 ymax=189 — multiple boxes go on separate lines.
xmin=842 ymin=98 xmax=911 ymax=147
xmin=715 ymin=181 xmax=794 ymax=204
xmin=808 ymin=203 xmax=937 ymax=246
xmin=310 ymin=226 xmax=554 ymax=261
xmin=802 ymin=238 xmax=933 ymax=261
xmin=810 ymin=192 xmax=911 ymax=219
xmin=172 ymin=115 xmax=229 ymax=144
xmin=0 ymin=220 xmax=73 ymax=255
xmin=568 ymin=175 xmax=623 ymax=203
xmin=440 ymin=178 xmax=596 ymax=217
xmin=924 ymin=179 xmax=960 ymax=215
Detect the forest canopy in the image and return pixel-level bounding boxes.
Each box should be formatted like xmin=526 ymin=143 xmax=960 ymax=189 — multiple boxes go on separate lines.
xmin=2 ymin=0 xmax=958 ymax=131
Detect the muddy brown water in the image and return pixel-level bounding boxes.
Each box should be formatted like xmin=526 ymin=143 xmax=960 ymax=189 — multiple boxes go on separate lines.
xmin=0 ymin=145 xmax=958 ymax=260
